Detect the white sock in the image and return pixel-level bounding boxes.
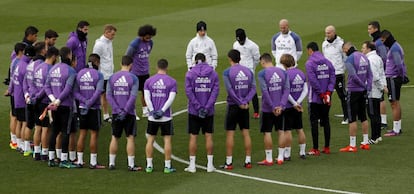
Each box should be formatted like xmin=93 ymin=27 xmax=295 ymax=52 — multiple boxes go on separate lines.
xmin=381 ymin=114 xmax=387 ymax=124
xmin=34 ymin=146 xmax=41 ymax=154
xmin=128 ymin=156 xmax=135 ymax=168
xmin=17 ymin=138 xmax=23 ymax=149
xmin=24 ymin=141 xmax=31 ymax=152
xmin=207 ymin=155 xmax=214 ymax=167
xmin=56 ymin=149 xmax=62 ymax=159
xmin=146 ymin=158 xmax=153 ymax=168
xmin=10 ymin=132 xmax=13 ymax=141
xmin=77 ymin=152 xmax=84 ymax=165
xmin=299 ymin=144 xmax=306 ymax=156
xmin=284 ymin=147 xmax=291 ymax=158
xmin=226 ymin=156 xmax=232 ymax=165
xmin=189 ymin=156 xmax=196 ymax=168
xmin=61 ymin=153 xmax=68 ymax=161
xmin=69 ymin=151 xmax=76 ymax=161
xmin=109 ymin=154 xmax=116 ymax=166
xmin=49 ymin=151 xmax=55 ymax=160
xmin=265 ymin=149 xmax=273 ymax=162
xmin=17 ymin=138 xmax=24 ymax=150
xmin=350 ymin=136 xmax=356 ymax=147
xmin=165 ymin=160 xmax=171 ymax=168
xmin=277 ymin=147 xmax=285 ymax=161
xmin=103 ymin=114 xmax=110 ymax=120
xmin=90 ymin=153 xmax=97 ymax=166
xmin=41 ymin=148 xmax=48 ymax=155
xmin=362 ymin=134 xmax=369 ymax=144
xmin=11 ymin=134 xmax=17 ymax=144
xmin=245 ymin=156 xmax=251 ymax=163
xmin=394 ymin=120 xmax=401 ymax=133
xmin=142 ymin=106 xmax=148 ymax=113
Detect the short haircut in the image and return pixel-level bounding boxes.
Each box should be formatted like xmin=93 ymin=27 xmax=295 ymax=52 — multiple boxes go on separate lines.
xmin=77 ymin=20 xmax=90 ymax=29
xmin=89 ymin=53 xmax=100 ymax=63
xmin=33 ymin=41 xmax=46 ymax=55
xmin=45 ymin=29 xmax=59 ymax=39
xmin=368 ymin=21 xmax=380 ymax=31
xmin=259 ymin=53 xmax=273 ymax=63
xmin=307 ymin=42 xmax=319 ymax=51
xmin=363 ymin=41 xmax=376 ymax=51
xmin=157 ymin=59 xmax=169 ymax=70
xmin=138 ymin=24 xmax=157 ymax=37
xmin=25 ymin=26 xmax=38 ymax=37
xmin=280 ymin=54 xmax=295 ymax=68
xmin=195 ymin=53 xmax=206 ymax=62
xmin=380 ymin=29 xmax=392 ymax=39
xmin=104 ymin=24 xmax=117 ymax=33
xmin=14 ymin=42 xmax=26 ymax=54
xmin=227 ymin=49 xmax=241 ymax=63
xmin=46 ymin=47 xmax=59 ymax=58
xmin=60 ymin=46 xmax=72 ymax=59
xmin=121 ymin=55 xmax=133 ymax=66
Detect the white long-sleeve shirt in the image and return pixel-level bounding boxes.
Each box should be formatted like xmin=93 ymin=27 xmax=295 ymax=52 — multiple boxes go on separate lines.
xmin=322 ymin=36 xmax=346 ymax=75
xmin=93 ymin=35 xmax=114 ymax=80
xmin=366 ymin=50 xmax=386 ymax=99
xmin=271 ymin=31 xmax=302 ymax=68
xmin=185 ymin=33 xmax=218 ymax=70
xmin=233 ymin=37 xmax=260 ymax=73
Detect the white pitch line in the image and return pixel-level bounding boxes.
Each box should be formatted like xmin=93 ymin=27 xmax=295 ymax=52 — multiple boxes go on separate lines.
xmin=150 ymin=100 xmax=362 ymax=194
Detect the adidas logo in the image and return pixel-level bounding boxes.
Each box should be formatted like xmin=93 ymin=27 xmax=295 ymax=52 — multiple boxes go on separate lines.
xmin=359 ymin=57 xmax=368 ymax=66
xmin=195 ymin=77 xmax=211 ymax=84
xmin=34 ymin=69 xmax=43 ymax=79
xmin=152 ymin=79 xmax=166 ymax=89
xmin=292 ymin=74 xmax=304 ymax=85
xmin=270 ymin=72 xmax=281 ymax=84
xmin=50 ymin=67 xmax=61 ymax=78
xmin=13 ymin=66 xmax=19 ymax=76
xmin=80 ymin=71 xmax=94 ymax=82
xmin=114 ymin=76 xmax=128 ymax=87
xmin=27 ymin=61 xmax=35 ymax=71
xmin=235 ymin=70 xmax=248 ymax=81
xmin=317 ymin=64 xmax=329 ymax=71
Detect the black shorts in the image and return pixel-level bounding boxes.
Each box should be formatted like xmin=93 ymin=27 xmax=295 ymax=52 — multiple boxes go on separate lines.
xmin=137 ymin=74 xmax=150 ymax=91
xmin=26 ymin=104 xmax=36 ymax=129
xmin=15 ymin=108 xmax=26 ymax=122
xmin=79 ymin=109 xmax=101 ymax=131
xmin=260 ymin=112 xmax=284 ymax=133
xmin=225 ymin=105 xmax=249 ymax=131
xmin=309 ymin=103 xmax=331 ymax=126
xmin=346 ymin=91 xmax=367 ymax=123
xmin=111 ymin=114 xmax=137 ymax=138
xmin=52 ymin=106 xmax=76 ymax=135
xmin=187 ymin=114 xmax=214 ymax=135
xmin=35 ymin=103 xmax=50 ymax=127
xmin=387 ymin=77 xmax=402 ymax=101
xmin=102 ymin=80 xmax=108 ymax=93
xmin=10 ymin=96 xmax=16 ymax=116
xmin=147 ymin=120 xmax=174 ymax=136
xmin=284 ymin=108 xmax=303 ymax=130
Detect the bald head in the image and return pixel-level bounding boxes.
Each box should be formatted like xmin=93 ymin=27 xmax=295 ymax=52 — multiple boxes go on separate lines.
xmin=342 ymin=41 xmax=356 ymax=56
xmin=325 ymin=25 xmax=337 ymax=41
xmin=279 ymin=19 xmax=289 ymax=34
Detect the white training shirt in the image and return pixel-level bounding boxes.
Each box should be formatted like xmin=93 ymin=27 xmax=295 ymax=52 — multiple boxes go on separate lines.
xmin=366 ymin=50 xmax=386 ymax=99
xmin=93 ymin=35 xmax=114 ymax=80
xmin=322 ymin=36 xmax=346 ymax=75
xmin=185 ymin=33 xmax=218 ymax=70
xmin=233 ymin=37 xmax=260 ymax=73
xmin=271 ymin=31 xmax=303 ymax=68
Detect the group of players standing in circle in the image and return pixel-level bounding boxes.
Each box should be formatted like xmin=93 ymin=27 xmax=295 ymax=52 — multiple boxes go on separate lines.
xmin=5 ymin=18 xmax=406 ymax=173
